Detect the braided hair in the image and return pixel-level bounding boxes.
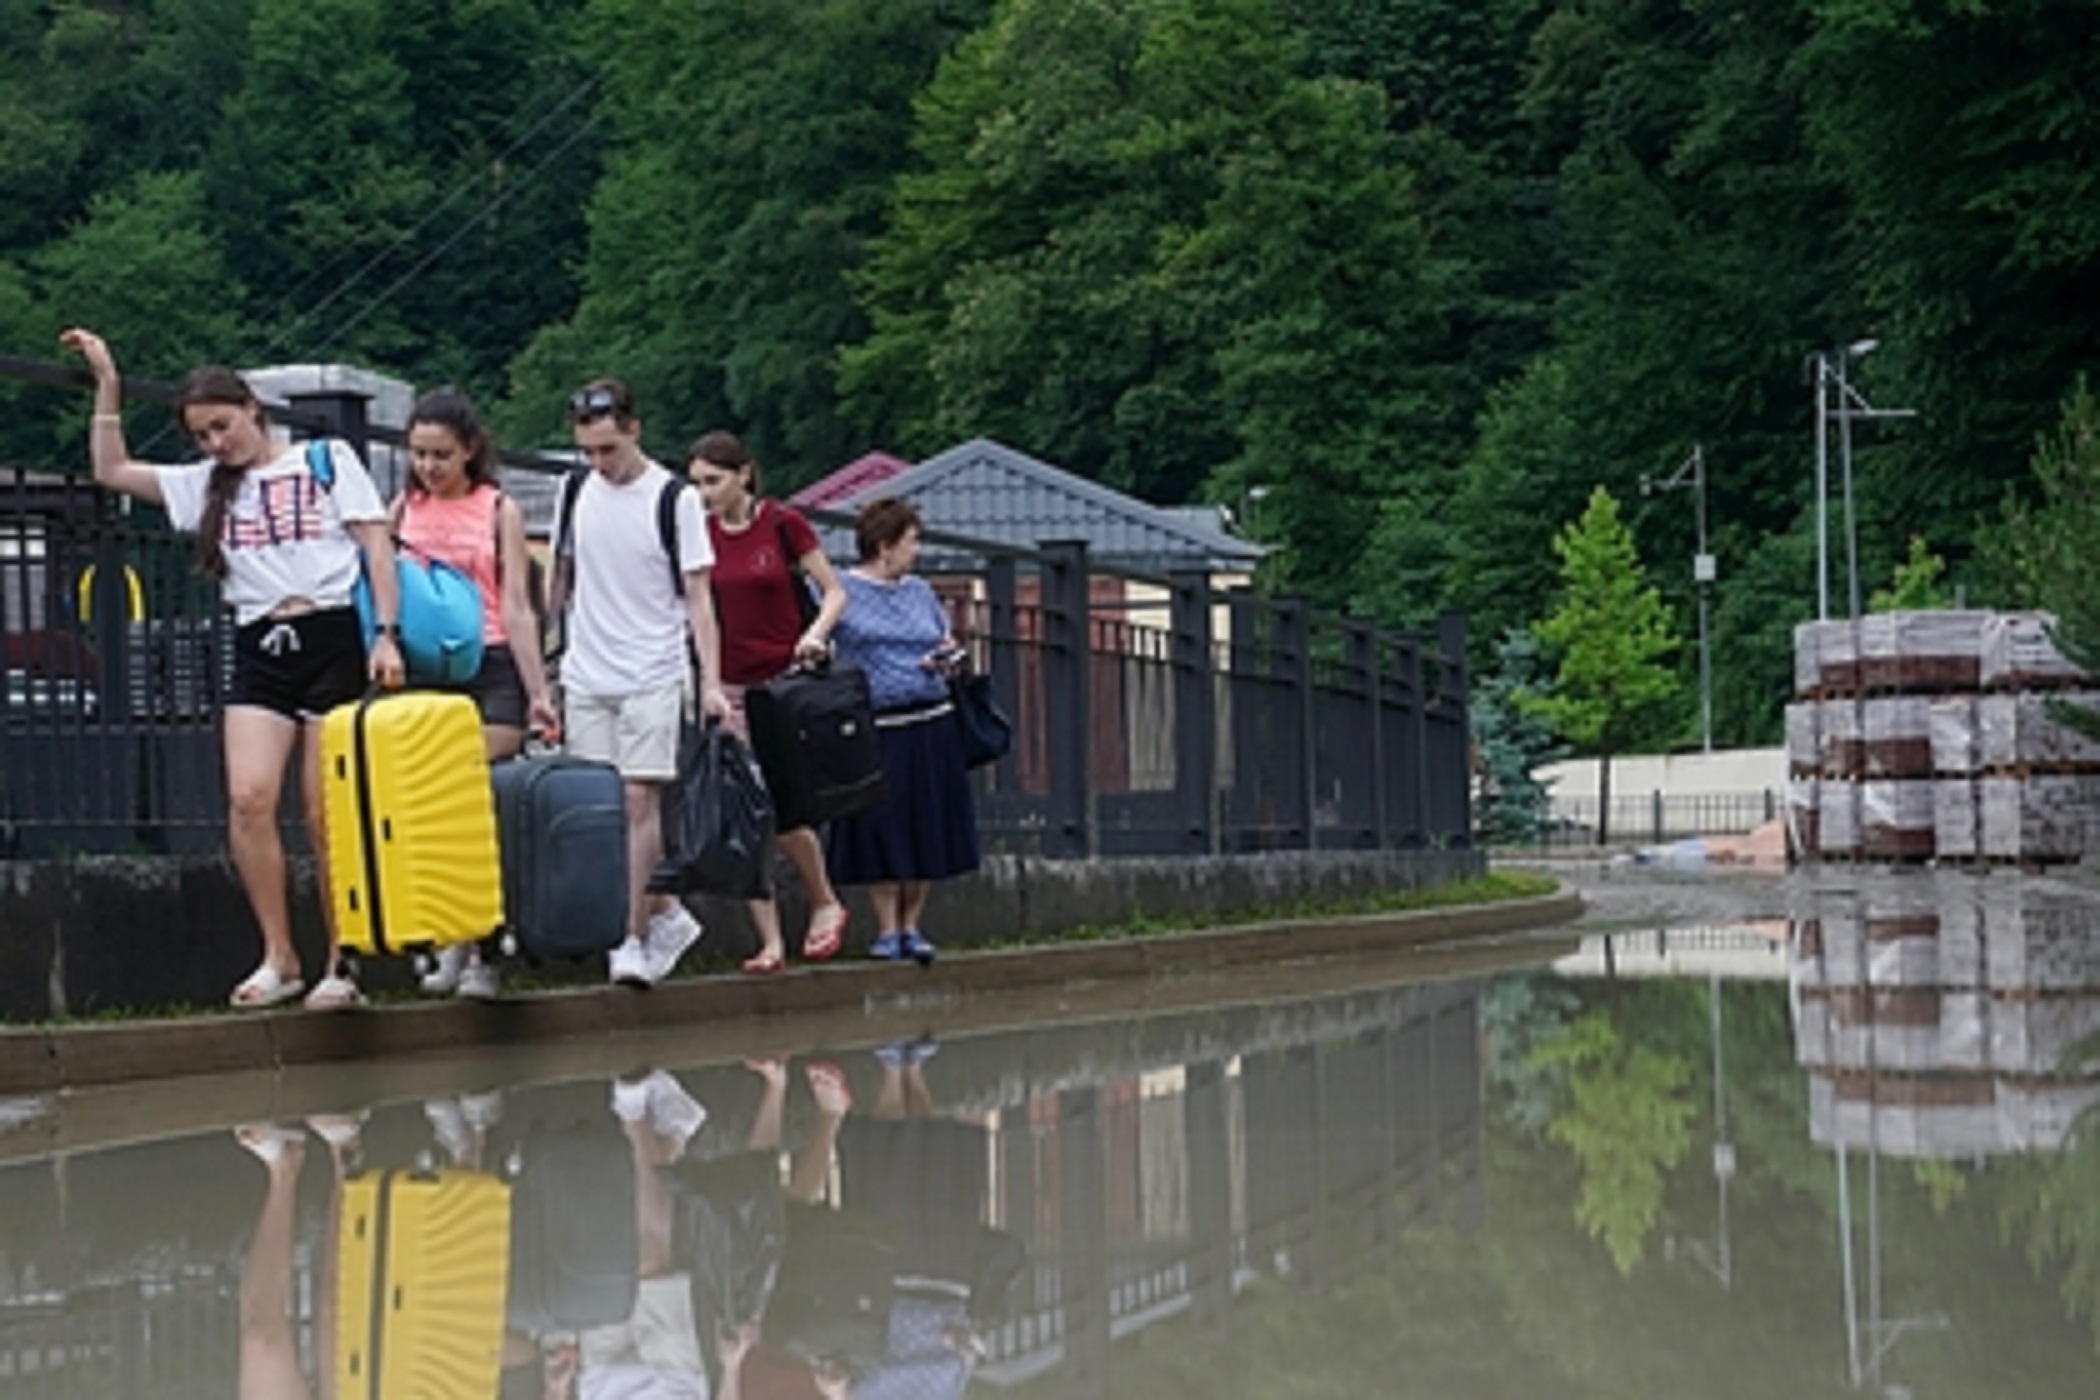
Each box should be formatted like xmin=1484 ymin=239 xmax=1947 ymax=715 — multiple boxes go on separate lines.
xmin=178 ymin=366 xmax=269 ymax=579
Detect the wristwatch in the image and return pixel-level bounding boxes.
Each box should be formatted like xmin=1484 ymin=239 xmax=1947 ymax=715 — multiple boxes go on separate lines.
xmin=374 ymin=623 xmax=401 ymax=639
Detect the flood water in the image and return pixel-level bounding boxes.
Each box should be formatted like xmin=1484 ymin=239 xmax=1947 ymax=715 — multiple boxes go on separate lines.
xmin=5 ymin=867 xmax=2100 ymax=1397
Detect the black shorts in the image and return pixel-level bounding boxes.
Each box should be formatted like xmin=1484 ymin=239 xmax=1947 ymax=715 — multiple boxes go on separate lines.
xmin=226 ymin=607 xmax=367 ymax=721
xmin=455 ymin=644 xmax=528 ymax=729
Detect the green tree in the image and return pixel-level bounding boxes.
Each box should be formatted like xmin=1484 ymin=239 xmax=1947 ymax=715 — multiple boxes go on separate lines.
xmin=0 ymin=172 xmax=245 ymax=469
xmin=1796 ymin=0 xmax=2100 ymax=572
xmin=1868 ymin=534 xmax=1952 ymax=612
xmin=1522 ymin=486 xmax=1678 ymax=844
xmin=201 ymin=0 xmax=429 ymax=361
xmin=31 ymin=171 xmax=246 ymax=382
xmin=505 ymin=0 xmax=980 ymax=471
xmin=842 ymin=0 xmax=1447 ymax=606
xmin=1471 ymin=627 xmax=1565 ymax=845
xmin=1984 ymin=377 xmax=2100 ymax=741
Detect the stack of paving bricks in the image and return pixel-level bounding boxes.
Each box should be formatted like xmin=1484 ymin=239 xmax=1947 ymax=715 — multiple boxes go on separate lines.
xmin=1790 ymin=872 xmax=2100 ymax=1157
xmin=1789 ymin=610 xmax=2100 ymax=865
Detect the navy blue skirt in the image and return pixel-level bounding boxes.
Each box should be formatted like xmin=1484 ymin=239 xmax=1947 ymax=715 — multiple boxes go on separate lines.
xmin=823 ymin=698 xmax=981 ymax=884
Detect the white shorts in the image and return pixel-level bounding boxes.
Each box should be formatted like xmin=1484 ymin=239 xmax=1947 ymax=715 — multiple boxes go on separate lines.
xmin=579 ymin=1274 xmax=704 ymax=1379
xmin=564 ymin=682 xmax=684 ymax=781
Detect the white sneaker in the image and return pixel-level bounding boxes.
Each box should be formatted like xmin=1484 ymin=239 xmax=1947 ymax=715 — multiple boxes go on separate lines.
xmin=456 ymin=956 xmax=501 ymax=1001
xmin=419 ymin=945 xmax=467 ymax=995
xmin=608 ymin=935 xmax=651 ymax=986
xmin=638 ymin=904 xmax=703 ymax=985
xmin=611 ymin=1070 xmax=708 ymax=1153
xmin=458 ymin=1090 xmax=504 ymax=1131
xmin=424 ymin=1098 xmax=472 ymax=1165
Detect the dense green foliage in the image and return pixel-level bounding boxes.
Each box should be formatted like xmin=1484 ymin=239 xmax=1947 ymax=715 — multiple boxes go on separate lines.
xmin=5 ymin=0 xmax=2096 ymax=746
xmin=1987 ymin=378 xmax=2100 ymax=742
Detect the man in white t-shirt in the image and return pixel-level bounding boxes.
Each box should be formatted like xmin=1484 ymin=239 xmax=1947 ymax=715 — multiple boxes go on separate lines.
xmin=554 ymin=379 xmax=730 ymax=986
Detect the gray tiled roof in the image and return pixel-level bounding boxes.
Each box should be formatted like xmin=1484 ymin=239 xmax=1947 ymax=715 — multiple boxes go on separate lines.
xmin=810 ymin=437 xmax=1265 ymax=574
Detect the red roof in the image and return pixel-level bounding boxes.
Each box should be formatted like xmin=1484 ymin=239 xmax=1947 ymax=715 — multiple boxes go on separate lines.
xmin=788 ymin=450 xmax=912 ymax=509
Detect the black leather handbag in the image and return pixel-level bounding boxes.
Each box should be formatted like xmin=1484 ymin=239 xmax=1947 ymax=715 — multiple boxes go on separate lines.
xmin=746 ymin=661 xmax=886 ymax=829
xmin=950 ymin=670 xmax=1012 ymax=770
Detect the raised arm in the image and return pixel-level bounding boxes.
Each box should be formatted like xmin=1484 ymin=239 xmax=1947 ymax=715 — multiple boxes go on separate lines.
xmin=58 ymin=327 xmax=165 ymax=505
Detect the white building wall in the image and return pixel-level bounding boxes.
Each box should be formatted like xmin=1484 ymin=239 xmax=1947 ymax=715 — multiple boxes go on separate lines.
xmin=1535 ymin=747 xmax=1787 ymax=801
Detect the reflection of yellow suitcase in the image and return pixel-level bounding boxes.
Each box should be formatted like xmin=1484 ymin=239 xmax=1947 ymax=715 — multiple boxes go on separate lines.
xmin=321 ymin=692 xmax=503 ymax=958
xmin=336 ymin=1168 xmax=511 ymax=1400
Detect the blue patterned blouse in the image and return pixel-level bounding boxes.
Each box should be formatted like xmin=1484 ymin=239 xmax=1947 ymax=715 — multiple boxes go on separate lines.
xmin=834 ymin=571 xmax=951 ymax=710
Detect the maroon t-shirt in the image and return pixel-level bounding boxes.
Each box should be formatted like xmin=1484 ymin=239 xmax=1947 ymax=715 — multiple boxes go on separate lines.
xmin=709 ymin=499 xmax=820 ymax=685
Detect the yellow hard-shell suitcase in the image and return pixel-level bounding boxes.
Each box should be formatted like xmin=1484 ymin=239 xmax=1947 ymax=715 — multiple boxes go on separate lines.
xmin=321 ymin=691 xmax=504 ymax=958
xmin=336 ymin=1168 xmax=512 ymax=1400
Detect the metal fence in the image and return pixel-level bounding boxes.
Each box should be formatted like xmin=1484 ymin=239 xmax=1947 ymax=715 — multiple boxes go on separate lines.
xmin=0 ymin=354 xmax=1472 ymax=858
xmin=1533 ymin=789 xmax=1780 ymax=848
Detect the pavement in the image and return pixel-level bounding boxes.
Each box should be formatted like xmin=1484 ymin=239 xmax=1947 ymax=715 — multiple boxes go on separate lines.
xmin=0 ymin=889 xmax=1584 ymax=1101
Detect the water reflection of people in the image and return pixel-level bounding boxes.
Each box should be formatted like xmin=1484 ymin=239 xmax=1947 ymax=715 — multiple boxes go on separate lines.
xmin=235 ymin=1122 xmax=307 ymax=1400
xmin=836 ymin=1042 xmax=992 ymax=1400
xmin=234 ymin=1112 xmax=365 ymax=1400
xmin=575 ymin=1070 xmax=712 ymax=1397
xmin=733 ymin=1042 xmax=1009 ymax=1400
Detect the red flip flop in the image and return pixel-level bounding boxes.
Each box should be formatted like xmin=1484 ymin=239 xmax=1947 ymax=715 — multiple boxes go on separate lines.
xmin=802 ymin=906 xmax=849 ymax=962
xmin=741 ymin=951 xmax=785 ymax=976
xmin=805 ymin=1060 xmax=852 ymax=1113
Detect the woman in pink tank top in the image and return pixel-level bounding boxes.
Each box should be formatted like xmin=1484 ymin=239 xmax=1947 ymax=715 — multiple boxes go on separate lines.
xmin=393 ymin=391 xmax=558 ymax=997
xmin=394 ymin=390 xmax=556 ymax=756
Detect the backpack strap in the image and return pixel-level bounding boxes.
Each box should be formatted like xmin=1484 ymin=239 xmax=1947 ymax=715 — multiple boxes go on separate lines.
xmin=771 ymin=501 xmax=820 ymax=631
xmin=546 ymin=468 xmax=588 ymax=621
xmin=551 ymin=470 xmax=690 ymax=611
xmin=304 ymin=438 xmax=336 ymax=490
xmin=656 ymin=476 xmax=689 ymax=598
xmin=553 ymin=468 xmax=588 ymax=562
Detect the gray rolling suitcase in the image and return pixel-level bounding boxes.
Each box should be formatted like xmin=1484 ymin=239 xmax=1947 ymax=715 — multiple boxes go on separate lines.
xmin=491 ymin=753 xmax=628 ymax=963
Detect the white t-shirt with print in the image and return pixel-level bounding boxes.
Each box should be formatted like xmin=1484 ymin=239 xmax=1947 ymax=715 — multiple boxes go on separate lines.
xmin=156 ymin=439 xmax=386 ymax=625
xmin=555 ymin=461 xmax=714 ymax=699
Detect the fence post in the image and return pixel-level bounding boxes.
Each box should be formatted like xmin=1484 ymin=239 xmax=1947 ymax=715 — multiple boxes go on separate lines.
xmin=1168 ymin=569 xmax=1216 ymax=855
xmin=1039 ymin=539 xmax=1093 ymax=859
xmin=1652 ymin=789 xmax=1665 ymax=845
xmin=1395 ymin=633 xmax=1428 ymax=847
xmin=984 ymin=554 xmax=1019 ymax=784
xmin=1348 ymin=618 xmax=1386 ymax=849
xmin=1435 ymin=609 xmax=1471 ymax=847
xmin=1275 ymin=594 xmax=1315 ymax=849
xmin=88 ymin=496 xmax=133 ymax=726
xmin=286 ymin=385 xmax=373 ymax=461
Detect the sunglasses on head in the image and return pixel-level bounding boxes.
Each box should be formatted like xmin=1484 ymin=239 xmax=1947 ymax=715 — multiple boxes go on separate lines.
xmin=568 ymin=385 xmax=623 ymax=421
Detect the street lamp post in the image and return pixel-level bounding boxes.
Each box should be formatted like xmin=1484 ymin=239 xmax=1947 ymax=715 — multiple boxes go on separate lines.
xmin=1809 ymin=341 xmax=1916 ymax=621
xmin=1642 ymin=446 xmax=1714 ymax=754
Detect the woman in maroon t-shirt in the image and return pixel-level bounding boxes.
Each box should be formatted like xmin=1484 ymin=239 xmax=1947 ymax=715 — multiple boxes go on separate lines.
xmin=690 ymin=430 xmax=852 ymax=973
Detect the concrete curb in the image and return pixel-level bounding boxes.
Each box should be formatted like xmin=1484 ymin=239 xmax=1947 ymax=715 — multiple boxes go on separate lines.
xmin=0 ymin=890 xmax=1581 ymax=1098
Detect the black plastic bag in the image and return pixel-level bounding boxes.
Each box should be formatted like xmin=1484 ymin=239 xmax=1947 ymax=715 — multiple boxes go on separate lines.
xmin=653 ymin=723 xmax=775 ymax=899
xmin=950 ymin=670 xmax=1012 ymax=770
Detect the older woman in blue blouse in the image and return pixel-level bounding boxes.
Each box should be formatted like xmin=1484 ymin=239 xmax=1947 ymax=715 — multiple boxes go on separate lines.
xmin=823 ymin=498 xmax=981 ymax=963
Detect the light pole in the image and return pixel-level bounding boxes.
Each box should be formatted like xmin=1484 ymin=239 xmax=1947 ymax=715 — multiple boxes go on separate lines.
xmin=1642 ymin=445 xmax=1713 ymax=753
xmin=1809 ymin=341 xmax=1916 ymax=620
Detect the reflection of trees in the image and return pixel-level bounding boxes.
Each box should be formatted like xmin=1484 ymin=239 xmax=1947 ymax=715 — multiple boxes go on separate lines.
xmin=1480 ymin=973 xmax=1580 ymax=1133
xmin=1997 ymin=1110 xmax=2100 ymax=1346
xmin=979 ymin=976 xmax=2100 ymax=1395
xmin=1527 ymin=1010 xmax=1694 ymax=1273
xmin=1052 ymin=1229 xmax=1576 ymax=1398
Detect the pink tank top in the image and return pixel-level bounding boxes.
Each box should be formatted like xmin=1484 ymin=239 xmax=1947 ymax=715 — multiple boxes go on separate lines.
xmin=397 ymin=485 xmax=505 ymax=645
